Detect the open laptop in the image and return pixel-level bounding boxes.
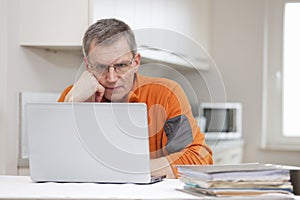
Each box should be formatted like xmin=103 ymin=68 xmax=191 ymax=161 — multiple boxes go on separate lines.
xmin=26 ymin=103 xmax=165 ymax=184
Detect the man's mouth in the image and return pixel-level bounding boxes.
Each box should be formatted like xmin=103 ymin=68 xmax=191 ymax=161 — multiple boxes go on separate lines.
xmin=106 ymin=86 xmax=120 ymax=90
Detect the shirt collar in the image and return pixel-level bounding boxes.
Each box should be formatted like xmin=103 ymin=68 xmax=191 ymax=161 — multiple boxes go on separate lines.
xmin=127 ymin=73 xmax=141 ymax=102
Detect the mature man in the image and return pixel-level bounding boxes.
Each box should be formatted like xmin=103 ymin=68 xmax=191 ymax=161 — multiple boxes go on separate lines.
xmin=58 ymin=18 xmax=213 ymax=178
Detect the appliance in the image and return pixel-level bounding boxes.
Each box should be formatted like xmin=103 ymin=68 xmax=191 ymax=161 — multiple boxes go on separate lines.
xmin=199 ymin=102 xmax=242 ymax=140
xmin=26 ymin=103 xmax=164 ymax=184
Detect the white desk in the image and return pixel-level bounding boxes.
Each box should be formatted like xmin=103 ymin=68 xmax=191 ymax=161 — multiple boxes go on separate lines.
xmin=0 ymin=176 xmax=299 ymax=200
xmin=0 ymin=176 xmax=196 ymax=199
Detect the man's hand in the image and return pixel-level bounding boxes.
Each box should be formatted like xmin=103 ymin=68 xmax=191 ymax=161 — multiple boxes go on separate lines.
xmin=150 ymin=157 xmax=176 ymax=179
xmin=64 ymin=71 xmax=105 ymax=102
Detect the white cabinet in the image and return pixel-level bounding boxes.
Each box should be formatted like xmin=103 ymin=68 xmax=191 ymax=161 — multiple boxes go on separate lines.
xmin=92 ymin=0 xmax=211 ymax=52
xmin=207 ymin=140 xmax=244 ymax=165
xmin=20 ymin=0 xmax=211 ymax=49
xmin=92 ymin=0 xmax=212 ymax=70
xmin=20 ymin=0 xmax=89 ymax=47
xmin=20 ymin=0 xmax=211 ymax=69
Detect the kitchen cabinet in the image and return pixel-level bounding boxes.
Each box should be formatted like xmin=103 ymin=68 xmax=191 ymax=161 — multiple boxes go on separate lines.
xmin=19 ymin=0 xmax=89 ymax=48
xmin=20 ymin=0 xmax=212 ymax=70
xmin=92 ymin=0 xmax=211 ymax=53
xmin=207 ymin=140 xmax=244 ymax=165
xmin=92 ymin=0 xmax=212 ymax=70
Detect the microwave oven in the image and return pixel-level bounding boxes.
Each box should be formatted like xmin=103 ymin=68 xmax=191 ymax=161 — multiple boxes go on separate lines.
xmin=199 ymin=102 xmax=242 ymax=140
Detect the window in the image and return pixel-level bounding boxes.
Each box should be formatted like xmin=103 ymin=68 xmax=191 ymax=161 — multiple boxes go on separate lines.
xmin=262 ymin=0 xmax=300 ymax=150
xmin=283 ymin=3 xmax=300 ymax=137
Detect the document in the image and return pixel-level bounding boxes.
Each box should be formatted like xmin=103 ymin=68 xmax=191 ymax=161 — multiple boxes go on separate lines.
xmin=176 ymin=163 xmax=299 ymax=197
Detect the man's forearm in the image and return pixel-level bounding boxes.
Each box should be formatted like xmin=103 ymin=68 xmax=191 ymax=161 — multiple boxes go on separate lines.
xmin=150 ymin=157 xmax=176 ymax=179
xmin=64 ymin=88 xmax=74 ymax=102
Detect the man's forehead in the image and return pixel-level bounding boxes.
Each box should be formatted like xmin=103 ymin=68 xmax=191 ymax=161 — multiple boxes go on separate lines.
xmin=88 ymin=52 xmax=132 ymax=65
xmin=88 ymin=37 xmax=132 ymax=60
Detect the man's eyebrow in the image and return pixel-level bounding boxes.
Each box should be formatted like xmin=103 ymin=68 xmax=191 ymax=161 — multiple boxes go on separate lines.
xmin=91 ymin=59 xmax=129 ymax=66
xmin=112 ymin=57 xmax=131 ymax=63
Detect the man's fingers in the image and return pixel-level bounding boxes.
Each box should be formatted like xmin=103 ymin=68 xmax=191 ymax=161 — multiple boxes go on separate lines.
xmin=95 ymin=92 xmax=103 ymax=102
xmin=94 ymin=84 xmax=105 ymax=102
xmin=71 ymin=70 xmax=105 ymax=102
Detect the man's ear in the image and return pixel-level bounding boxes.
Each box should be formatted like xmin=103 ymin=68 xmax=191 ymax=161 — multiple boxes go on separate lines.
xmin=133 ymin=52 xmax=141 ymax=72
xmin=83 ymin=57 xmax=89 ymax=70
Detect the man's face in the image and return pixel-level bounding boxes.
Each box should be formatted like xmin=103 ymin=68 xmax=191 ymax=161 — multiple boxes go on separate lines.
xmin=86 ymin=37 xmax=140 ymax=102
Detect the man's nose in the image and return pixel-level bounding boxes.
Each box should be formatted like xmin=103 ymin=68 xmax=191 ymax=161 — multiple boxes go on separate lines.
xmin=106 ymin=66 xmax=118 ymax=82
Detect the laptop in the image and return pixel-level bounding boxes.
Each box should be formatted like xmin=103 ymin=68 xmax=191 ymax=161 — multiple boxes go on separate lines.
xmin=26 ymin=103 xmax=165 ymax=184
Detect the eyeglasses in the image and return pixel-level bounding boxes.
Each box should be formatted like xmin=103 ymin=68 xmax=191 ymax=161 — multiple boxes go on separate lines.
xmin=88 ymin=55 xmax=135 ymax=76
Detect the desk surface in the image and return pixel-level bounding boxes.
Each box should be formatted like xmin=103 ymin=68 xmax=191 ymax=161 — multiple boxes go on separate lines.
xmin=1 ymin=176 xmax=299 ymax=200
xmin=0 ymin=176 xmax=196 ymax=199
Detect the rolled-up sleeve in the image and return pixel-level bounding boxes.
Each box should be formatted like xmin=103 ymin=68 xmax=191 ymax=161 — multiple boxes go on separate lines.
xmin=163 ymin=84 xmax=213 ymax=177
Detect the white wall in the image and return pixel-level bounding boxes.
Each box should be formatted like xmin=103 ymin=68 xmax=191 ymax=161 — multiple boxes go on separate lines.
xmin=211 ymin=0 xmax=300 ymax=166
xmin=0 ymin=0 xmax=82 ymax=174
xmin=0 ymin=0 xmax=8 ymax=174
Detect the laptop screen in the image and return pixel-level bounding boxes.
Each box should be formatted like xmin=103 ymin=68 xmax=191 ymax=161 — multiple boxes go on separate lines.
xmin=26 ymin=103 xmax=153 ymax=183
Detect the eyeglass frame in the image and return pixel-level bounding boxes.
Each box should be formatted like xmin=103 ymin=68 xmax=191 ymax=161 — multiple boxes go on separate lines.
xmin=87 ymin=54 xmax=136 ymax=76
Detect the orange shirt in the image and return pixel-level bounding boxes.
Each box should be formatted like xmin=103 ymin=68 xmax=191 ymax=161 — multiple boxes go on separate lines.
xmin=58 ymin=74 xmax=213 ymax=176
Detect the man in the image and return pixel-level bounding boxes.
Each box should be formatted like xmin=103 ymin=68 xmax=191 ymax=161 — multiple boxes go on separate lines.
xmin=58 ymin=18 xmax=213 ymax=178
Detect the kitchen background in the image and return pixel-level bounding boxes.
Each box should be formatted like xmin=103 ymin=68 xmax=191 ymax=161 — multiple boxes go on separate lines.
xmin=1 ymin=0 xmax=299 ymax=175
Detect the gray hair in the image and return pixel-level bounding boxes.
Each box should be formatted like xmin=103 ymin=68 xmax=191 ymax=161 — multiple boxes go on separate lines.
xmin=82 ymin=18 xmax=137 ymax=57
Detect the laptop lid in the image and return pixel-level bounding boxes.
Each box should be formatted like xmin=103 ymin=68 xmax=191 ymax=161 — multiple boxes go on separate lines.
xmin=26 ymin=103 xmax=153 ymax=183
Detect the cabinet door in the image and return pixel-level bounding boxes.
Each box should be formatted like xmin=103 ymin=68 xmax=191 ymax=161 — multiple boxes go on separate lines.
xmin=91 ymin=0 xmax=211 ymax=70
xmin=213 ymin=147 xmax=243 ymax=165
xmin=20 ymin=0 xmax=89 ymax=47
xmin=92 ymin=0 xmax=135 ymax=28
xmin=92 ymin=0 xmax=211 ymax=44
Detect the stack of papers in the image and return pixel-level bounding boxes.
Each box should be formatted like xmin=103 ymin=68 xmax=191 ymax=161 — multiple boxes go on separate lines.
xmin=177 ymin=163 xmax=295 ymax=197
